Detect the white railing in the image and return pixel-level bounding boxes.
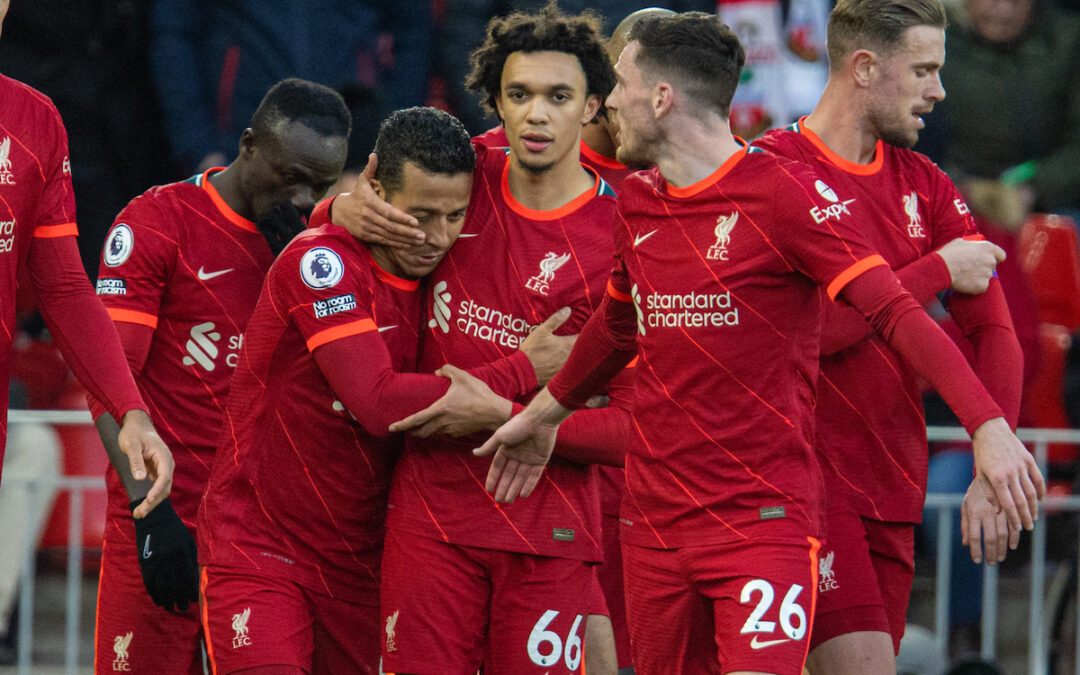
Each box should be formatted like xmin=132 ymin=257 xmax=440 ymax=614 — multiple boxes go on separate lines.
xmin=2 ymin=414 xmax=1080 ymax=673
xmin=925 ymin=425 xmax=1080 ymax=675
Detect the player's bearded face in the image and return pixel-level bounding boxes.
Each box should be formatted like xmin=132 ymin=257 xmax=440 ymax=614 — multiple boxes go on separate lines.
xmin=866 ymin=26 xmax=946 ymax=149
xmin=608 ymin=42 xmax=659 ymax=167
xmin=495 ymin=51 xmax=600 ymax=175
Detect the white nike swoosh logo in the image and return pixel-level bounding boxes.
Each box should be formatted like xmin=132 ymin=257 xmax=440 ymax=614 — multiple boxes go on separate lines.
xmin=749 ymin=635 xmax=790 ymax=649
xmin=457 ymin=233 xmax=480 ymax=238
xmin=633 ymin=230 xmax=658 ymax=248
xmin=142 ymin=536 xmax=153 ymax=559
xmin=378 ymin=325 xmax=397 ymax=332
xmin=197 ymin=267 xmax=234 ymax=280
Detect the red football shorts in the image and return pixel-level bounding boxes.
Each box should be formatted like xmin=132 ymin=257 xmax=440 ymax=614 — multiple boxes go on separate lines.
xmin=622 ymin=536 xmax=820 ymax=675
xmin=810 ymin=505 xmax=915 ymax=653
xmin=380 ymin=528 xmax=593 ymax=674
xmin=95 ymin=539 xmax=204 ymax=675
xmin=595 ymin=512 xmax=631 ymax=668
xmin=200 ymin=565 xmax=380 ymax=674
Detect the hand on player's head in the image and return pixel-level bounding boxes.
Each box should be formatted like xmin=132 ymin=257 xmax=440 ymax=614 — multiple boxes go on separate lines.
xmin=333 ymin=154 xmax=424 ymax=248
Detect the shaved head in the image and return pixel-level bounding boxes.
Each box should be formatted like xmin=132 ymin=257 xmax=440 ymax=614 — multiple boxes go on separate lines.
xmin=605 ymin=7 xmax=675 ymax=63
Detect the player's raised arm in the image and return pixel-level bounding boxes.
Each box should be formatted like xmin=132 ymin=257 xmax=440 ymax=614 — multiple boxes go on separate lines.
xmin=27 ymin=231 xmax=175 ymax=515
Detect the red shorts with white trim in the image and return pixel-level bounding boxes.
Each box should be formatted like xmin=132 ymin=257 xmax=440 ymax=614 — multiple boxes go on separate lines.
xmin=810 ymin=505 xmax=915 ymax=653
xmin=380 ymin=528 xmax=593 ymax=674
xmin=95 ymin=539 xmax=204 ymax=675
xmin=622 ymin=537 xmax=820 ymax=675
xmin=200 ymin=565 xmax=379 ymax=674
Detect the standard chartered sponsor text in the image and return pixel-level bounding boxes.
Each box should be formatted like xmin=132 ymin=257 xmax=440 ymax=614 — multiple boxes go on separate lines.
xmin=457 ymin=299 xmax=533 ymax=347
xmin=644 ymin=290 xmax=739 ymax=328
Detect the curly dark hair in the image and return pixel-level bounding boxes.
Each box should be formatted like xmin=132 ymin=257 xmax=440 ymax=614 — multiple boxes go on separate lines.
xmin=251 ymin=77 xmax=352 ymax=139
xmin=466 ymin=1 xmax=615 ymax=122
xmin=628 ymin=12 xmax=745 ymax=118
xmin=373 ymin=107 xmax=476 ymax=197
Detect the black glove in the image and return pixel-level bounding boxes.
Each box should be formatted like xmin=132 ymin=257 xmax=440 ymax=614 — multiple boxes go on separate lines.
xmin=256 ymin=201 xmax=308 ymax=256
xmin=129 ymin=498 xmax=199 ymax=612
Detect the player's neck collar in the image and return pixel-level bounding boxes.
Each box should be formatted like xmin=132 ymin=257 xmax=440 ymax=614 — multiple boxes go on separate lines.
xmin=501 ymin=160 xmax=602 ymax=221
xmin=795 ymin=117 xmax=884 ymax=176
xmin=368 ymin=254 xmax=419 ymax=291
xmin=200 ymin=168 xmax=259 ymax=233
xmin=665 ymin=138 xmax=749 ymax=199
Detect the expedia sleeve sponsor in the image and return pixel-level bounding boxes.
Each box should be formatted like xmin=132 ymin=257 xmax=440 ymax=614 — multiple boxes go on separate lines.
xmin=95 ymin=278 xmax=127 ymax=295
xmin=313 ymin=293 xmax=357 ymax=319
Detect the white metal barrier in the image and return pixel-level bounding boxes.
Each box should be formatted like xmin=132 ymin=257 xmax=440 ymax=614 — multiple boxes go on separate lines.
xmin=925 ymin=425 xmax=1080 ymax=675
xmin=2 ymin=414 xmax=1080 ymax=673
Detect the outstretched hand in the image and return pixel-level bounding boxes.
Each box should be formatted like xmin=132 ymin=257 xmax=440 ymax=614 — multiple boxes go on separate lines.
xmin=117 ymin=410 xmax=174 ymax=519
xmin=473 ymin=388 xmax=569 ymax=503
xmin=332 ymin=153 xmax=425 ymax=248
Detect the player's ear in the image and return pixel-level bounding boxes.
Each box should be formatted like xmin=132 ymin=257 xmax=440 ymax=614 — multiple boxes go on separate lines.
xmin=652 ymin=81 xmax=673 ymax=119
xmin=850 ymin=49 xmax=876 ymax=88
xmin=238 ymin=128 xmax=257 ymax=158
xmin=370 ymin=178 xmax=385 ymax=200
xmin=581 ymin=94 xmax=602 ymax=125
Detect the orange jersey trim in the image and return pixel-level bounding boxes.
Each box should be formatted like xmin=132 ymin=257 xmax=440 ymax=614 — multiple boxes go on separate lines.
xmin=200 ymin=169 xmax=259 ymax=233
xmin=626 ymin=355 xmax=639 ymax=368
xmin=606 ymin=280 xmax=632 ymax=303
xmin=107 ymin=307 xmax=159 ymax=329
xmin=501 ymin=160 xmax=603 ymax=221
xmin=826 ymin=254 xmax=888 ymax=301
xmin=797 ymin=117 xmax=884 ymax=176
xmin=370 ymin=257 xmax=419 ymax=291
xmin=33 ymin=222 xmax=78 ymax=238
xmin=306 ymin=318 xmax=377 ymax=351
xmin=667 ymin=142 xmax=748 ymax=199
xmin=580 ymin=139 xmax=626 ymax=170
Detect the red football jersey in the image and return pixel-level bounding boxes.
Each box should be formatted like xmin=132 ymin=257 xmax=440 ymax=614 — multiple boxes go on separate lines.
xmin=474 ymin=126 xmax=635 ymax=520
xmin=608 ymin=144 xmax=889 ymax=549
xmin=0 ymin=74 xmax=144 ymax=469
xmin=756 ymin=120 xmax=1010 ymax=522
xmin=198 ymin=225 xmax=423 ymax=597
xmin=386 ymin=144 xmax=618 ymax=562
xmin=96 ymin=170 xmax=273 ymax=540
